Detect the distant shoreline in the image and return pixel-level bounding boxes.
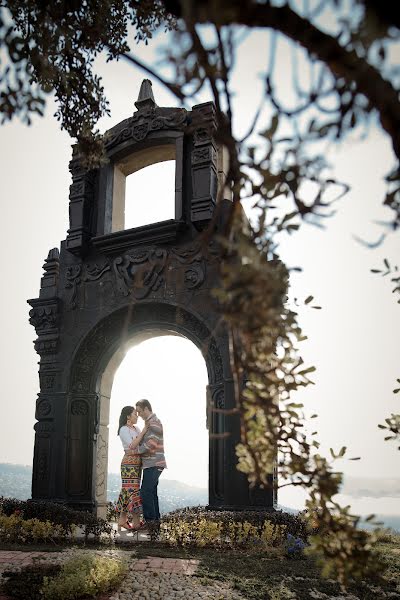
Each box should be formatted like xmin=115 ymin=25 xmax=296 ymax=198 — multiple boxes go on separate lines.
xmin=1 ymin=463 xmax=399 ymax=531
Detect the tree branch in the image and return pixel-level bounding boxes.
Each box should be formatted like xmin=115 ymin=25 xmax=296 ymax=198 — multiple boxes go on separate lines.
xmin=117 ymin=49 xmax=186 ymax=103
xmin=170 ymin=1 xmax=400 ymax=160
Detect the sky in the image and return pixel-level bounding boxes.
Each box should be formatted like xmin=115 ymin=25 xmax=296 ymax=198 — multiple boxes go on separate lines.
xmin=0 ymin=25 xmax=399 ymax=515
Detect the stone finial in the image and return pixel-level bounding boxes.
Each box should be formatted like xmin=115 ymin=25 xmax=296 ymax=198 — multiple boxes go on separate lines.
xmin=47 ymin=248 xmax=60 ymax=261
xmin=39 ymin=248 xmax=60 ymax=299
xmin=134 ymin=79 xmax=156 ymax=111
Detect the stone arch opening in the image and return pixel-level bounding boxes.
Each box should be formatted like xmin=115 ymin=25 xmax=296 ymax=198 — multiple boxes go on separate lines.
xmin=105 ymin=334 xmax=209 ymax=514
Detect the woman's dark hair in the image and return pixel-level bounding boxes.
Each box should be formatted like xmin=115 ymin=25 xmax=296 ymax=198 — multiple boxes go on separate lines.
xmin=117 ymin=406 xmax=135 ymax=435
xmin=136 ymin=399 xmax=152 ymax=412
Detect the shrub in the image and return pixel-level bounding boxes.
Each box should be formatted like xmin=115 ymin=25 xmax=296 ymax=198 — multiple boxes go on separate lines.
xmin=160 ymin=506 xmax=307 ymax=548
xmin=41 ymin=554 xmax=126 ymax=600
xmin=106 ymin=501 xmax=118 ymax=523
xmin=0 ymin=497 xmax=113 ymax=540
xmin=159 ymin=508 xmax=288 ymax=549
xmin=284 ymin=533 xmax=307 ymax=558
xmin=165 ymin=506 xmax=309 ymax=537
xmin=0 ymin=513 xmax=68 ymax=544
xmin=1 ymin=564 xmax=61 ymax=600
xmin=374 ymin=527 xmax=400 ymax=545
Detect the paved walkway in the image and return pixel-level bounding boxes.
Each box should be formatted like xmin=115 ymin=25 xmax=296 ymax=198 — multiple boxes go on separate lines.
xmin=0 ymin=549 xmax=244 ymax=599
xmin=0 ymin=549 xmax=199 ymax=575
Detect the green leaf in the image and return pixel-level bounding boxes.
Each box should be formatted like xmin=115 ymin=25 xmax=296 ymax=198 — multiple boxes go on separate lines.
xmin=364 ymin=514 xmax=376 ymax=522
xmin=299 ymin=366 xmax=316 ymax=375
xmin=338 ymin=446 xmax=346 ymax=457
xmin=305 ymin=295 xmax=314 ymax=304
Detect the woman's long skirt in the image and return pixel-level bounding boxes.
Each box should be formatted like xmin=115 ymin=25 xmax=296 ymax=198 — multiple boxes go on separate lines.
xmin=116 ymin=453 xmax=142 ymax=516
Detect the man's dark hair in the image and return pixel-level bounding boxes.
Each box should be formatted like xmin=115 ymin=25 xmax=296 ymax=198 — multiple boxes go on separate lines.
xmin=136 ymin=399 xmax=152 ymax=412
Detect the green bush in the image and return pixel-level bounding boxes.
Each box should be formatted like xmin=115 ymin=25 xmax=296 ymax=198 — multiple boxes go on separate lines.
xmin=41 ymin=554 xmax=126 ymax=600
xmin=1 ymin=564 xmax=61 ymax=600
xmin=106 ymin=501 xmax=118 ymax=523
xmin=0 ymin=513 xmax=69 ymax=544
xmin=374 ymin=527 xmax=400 ymax=545
xmin=159 ymin=508 xmax=289 ymax=549
xmin=162 ymin=506 xmax=309 ymax=542
xmin=0 ymin=497 xmax=113 ymax=539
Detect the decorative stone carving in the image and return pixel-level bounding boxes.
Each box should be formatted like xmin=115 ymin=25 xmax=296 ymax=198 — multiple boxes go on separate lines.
xmin=71 ymin=304 xmax=224 ymax=396
xmin=38 ymin=248 xmax=60 ymax=299
xmin=36 ymin=448 xmax=49 ymax=480
xmin=65 ymin=242 xmax=215 ymax=308
xmin=184 ymin=264 xmax=205 ymax=289
xmin=34 ymin=335 xmax=59 ymax=357
xmin=29 ymin=304 xmax=59 ymax=331
xmin=84 ymin=261 xmax=111 ymax=282
xmin=65 ymin=265 xmax=82 ymax=308
xmin=113 ymin=248 xmax=167 ymax=298
xmin=191 ymin=102 xmax=218 ymax=227
xmin=212 ymin=385 xmax=225 ymax=409
xmin=66 ymin=167 xmax=96 ymax=255
xmin=207 ymin=338 xmax=224 ymax=381
xmin=40 ymin=373 xmax=56 ymax=391
xmin=36 ymin=399 xmax=52 ymax=418
xmin=71 ymin=399 xmax=88 ymax=415
xmin=95 ymin=430 xmax=108 ymax=503
xmin=192 ymin=146 xmax=217 ymax=166
xmin=34 ymin=421 xmax=54 ymax=434
xmin=105 ymin=107 xmax=188 ymax=151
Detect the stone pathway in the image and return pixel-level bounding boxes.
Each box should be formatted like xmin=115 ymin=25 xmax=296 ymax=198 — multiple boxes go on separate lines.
xmin=0 ymin=550 xmax=245 ymax=600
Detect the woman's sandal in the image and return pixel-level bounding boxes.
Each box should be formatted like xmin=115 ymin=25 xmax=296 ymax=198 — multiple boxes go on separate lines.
xmin=117 ymin=521 xmax=135 ymax=531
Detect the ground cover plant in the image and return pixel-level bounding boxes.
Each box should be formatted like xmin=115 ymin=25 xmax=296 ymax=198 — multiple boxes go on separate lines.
xmin=134 ymin=530 xmax=400 ymax=600
xmin=0 ymin=555 xmax=126 ymax=600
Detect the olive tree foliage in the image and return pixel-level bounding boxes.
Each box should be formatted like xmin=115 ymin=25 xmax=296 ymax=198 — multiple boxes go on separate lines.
xmin=0 ymin=0 xmax=176 ymax=160
xmin=1 ymin=0 xmax=400 ymax=584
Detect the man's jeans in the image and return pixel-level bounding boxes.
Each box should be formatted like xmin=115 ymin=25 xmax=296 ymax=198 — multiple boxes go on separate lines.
xmin=141 ymin=466 xmax=163 ymax=521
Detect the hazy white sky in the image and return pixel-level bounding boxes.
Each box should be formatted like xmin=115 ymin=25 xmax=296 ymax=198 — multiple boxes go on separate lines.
xmin=0 ymin=27 xmax=399 ymax=514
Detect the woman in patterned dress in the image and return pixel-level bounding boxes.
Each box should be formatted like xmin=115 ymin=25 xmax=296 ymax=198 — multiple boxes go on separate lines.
xmin=116 ymin=406 xmax=148 ymax=531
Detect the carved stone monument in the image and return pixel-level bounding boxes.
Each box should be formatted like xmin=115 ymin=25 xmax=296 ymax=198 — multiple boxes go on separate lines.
xmin=28 ymin=80 xmax=276 ymax=516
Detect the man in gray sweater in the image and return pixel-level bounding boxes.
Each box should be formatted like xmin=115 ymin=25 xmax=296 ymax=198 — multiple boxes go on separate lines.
xmin=136 ymin=399 xmax=167 ymax=524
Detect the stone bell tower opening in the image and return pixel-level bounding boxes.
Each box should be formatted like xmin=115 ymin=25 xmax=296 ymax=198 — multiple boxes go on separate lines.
xmin=28 ymin=78 xmax=276 ymax=515
xmin=124 ymin=159 xmax=176 ymax=229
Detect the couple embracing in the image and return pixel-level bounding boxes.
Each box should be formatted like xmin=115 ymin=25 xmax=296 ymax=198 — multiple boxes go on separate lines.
xmin=116 ymin=399 xmax=166 ymax=532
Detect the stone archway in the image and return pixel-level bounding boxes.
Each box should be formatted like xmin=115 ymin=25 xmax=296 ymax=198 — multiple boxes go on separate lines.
xmin=28 ymin=80 xmax=275 ymax=513
xmin=67 ymin=302 xmax=227 ymax=517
